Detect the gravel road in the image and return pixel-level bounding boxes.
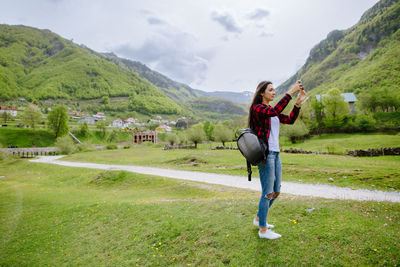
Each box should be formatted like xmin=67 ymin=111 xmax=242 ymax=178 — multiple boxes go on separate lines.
xmin=30 ymin=156 xmax=400 ymax=203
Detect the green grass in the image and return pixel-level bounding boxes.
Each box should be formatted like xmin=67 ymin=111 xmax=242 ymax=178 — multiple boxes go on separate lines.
xmin=0 ymin=127 xmax=55 ymax=147
xmin=280 ymin=133 xmax=400 ymax=154
xmin=0 ymin=127 xmax=134 ymax=148
xmin=0 ymin=159 xmax=399 ymax=266
xmin=62 ymin=142 xmax=400 ymax=191
xmin=72 ymin=129 xmax=133 ymax=145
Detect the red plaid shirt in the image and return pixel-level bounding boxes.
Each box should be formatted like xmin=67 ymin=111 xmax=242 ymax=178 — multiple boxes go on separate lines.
xmin=250 ymin=93 xmax=300 ymax=145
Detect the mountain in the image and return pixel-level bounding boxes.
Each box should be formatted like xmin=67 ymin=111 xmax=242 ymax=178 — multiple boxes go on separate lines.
xmin=187 ymin=96 xmax=247 ymax=121
xmin=193 ymin=89 xmax=253 ymax=104
xmin=0 ymin=24 xmax=183 ymax=114
xmin=99 ymin=52 xmax=200 ymax=103
xmin=0 ymin=24 xmax=250 ymax=120
xmin=276 ymin=0 xmax=400 ymax=100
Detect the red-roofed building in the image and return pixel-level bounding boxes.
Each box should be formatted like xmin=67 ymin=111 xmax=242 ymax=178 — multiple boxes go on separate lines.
xmin=0 ymin=106 xmax=18 ymax=116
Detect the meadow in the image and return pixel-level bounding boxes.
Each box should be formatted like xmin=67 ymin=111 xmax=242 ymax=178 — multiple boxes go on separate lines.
xmin=0 ymin=159 xmax=399 ymax=266
xmin=279 ymin=133 xmax=400 ymax=154
xmin=63 ymin=143 xmax=400 ymax=191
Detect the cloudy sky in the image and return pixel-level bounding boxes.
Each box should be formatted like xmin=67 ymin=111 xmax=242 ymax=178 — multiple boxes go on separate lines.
xmin=1 ymin=0 xmax=380 ymax=92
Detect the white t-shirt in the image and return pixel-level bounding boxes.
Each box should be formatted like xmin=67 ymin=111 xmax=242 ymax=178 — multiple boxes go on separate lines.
xmin=268 ymin=116 xmax=280 ymax=152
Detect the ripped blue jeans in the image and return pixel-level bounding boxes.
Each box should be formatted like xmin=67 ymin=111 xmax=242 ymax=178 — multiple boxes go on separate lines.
xmin=257 ymin=151 xmax=282 ymax=228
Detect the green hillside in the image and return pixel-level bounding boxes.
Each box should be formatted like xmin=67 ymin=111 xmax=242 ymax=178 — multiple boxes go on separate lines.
xmin=0 ymin=24 xmax=182 ymax=114
xmin=0 ymin=24 xmax=250 ymax=120
xmin=186 ymin=96 xmax=247 ymax=121
xmin=277 ymin=0 xmax=400 ymax=107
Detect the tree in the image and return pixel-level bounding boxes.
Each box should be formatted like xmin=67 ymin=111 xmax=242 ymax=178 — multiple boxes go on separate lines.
xmin=1 ymin=111 xmax=11 ymax=124
xmin=47 ymin=105 xmax=69 ymax=138
xmin=166 ymin=133 xmax=179 ymax=146
xmin=311 ymin=97 xmax=325 ymax=134
xmin=22 ymin=104 xmax=43 ymax=129
xmin=80 ymin=121 xmax=90 ymax=137
xmin=96 ymin=120 xmax=107 ymax=138
xmin=177 ymin=131 xmax=187 ymax=145
xmin=186 ymin=123 xmax=206 ymax=148
xmin=101 ymin=95 xmax=110 ymax=105
xmin=322 ymin=88 xmax=350 ymax=131
xmin=108 ymin=129 xmax=119 ymax=142
xmin=203 ymin=121 xmax=215 ymax=141
xmin=281 ymin=119 xmax=309 ymax=144
xmin=214 ymin=124 xmax=233 ymax=146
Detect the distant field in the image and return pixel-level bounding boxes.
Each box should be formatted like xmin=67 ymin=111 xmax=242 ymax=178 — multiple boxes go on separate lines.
xmin=280 ymin=133 xmax=400 ymax=154
xmin=0 ymin=127 xmax=133 ymax=147
xmin=0 ymin=128 xmax=55 ymax=147
xmin=1 ymin=159 xmax=399 ymax=266
xmin=64 ymin=143 xmax=400 ymax=191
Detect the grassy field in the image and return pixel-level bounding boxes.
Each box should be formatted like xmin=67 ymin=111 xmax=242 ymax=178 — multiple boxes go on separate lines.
xmin=63 ymin=144 xmax=400 ymax=191
xmin=0 ymin=128 xmax=55 ymax=148
xmin=280 ymin=133 xmax=400 ymax=154
xmin=0 ymin=158 xmax=399 ymax=266
xmin=0 ymin=127 xmax=133 ymax=148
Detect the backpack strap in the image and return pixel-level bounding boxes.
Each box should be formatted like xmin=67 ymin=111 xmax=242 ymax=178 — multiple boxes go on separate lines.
xmin=247 ymin=160 xmax=252 ymax=181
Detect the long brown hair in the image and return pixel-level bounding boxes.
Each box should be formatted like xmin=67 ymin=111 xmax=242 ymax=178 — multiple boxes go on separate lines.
xmin=248 ymin=81 xmax=272 ymax=128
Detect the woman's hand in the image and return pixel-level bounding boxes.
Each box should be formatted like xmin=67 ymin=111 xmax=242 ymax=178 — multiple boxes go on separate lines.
xmin=288 ymin=80 xmax=303 ymax=96
xmin=295 ymin=88 xmax=307 ymax=107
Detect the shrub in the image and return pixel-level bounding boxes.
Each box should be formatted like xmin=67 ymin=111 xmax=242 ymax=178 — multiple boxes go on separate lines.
xmin=55 ymin=136 xmax=76 ymax=154
xmin=75 ymin=143 xmax=95 ymax=152
xmin=158 ymin=133 xmax=167 ymax=142
xmin=354 ymin=114 xmax=376 ymax=132
xmin=108 ymin=129 xmax=119 ymax=142
xmin=106 ymin=144 xmax=118 ymax=150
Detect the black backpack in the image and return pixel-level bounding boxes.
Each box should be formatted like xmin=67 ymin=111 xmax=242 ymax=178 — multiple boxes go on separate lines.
xmin=237 ymin=128 xmax=267 ymax=181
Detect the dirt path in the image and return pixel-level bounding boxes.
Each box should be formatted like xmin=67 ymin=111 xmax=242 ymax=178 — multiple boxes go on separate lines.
xmin=30 ymin=156 xmax=400 ymax=203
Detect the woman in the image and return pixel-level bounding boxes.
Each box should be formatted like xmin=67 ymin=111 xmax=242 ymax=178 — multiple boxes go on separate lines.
xmin=249 ymin=80 xmax=306 ymax=239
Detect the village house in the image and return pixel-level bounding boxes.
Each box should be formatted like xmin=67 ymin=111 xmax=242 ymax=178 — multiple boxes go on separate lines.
xmin=93 ymin=112 xmax=106 ymax=121
xmin=124 ymin=117 xmax=138 ymax=126
xmin=68 ymin=110 xmax=84 ymax=117
xmin=155 ymin=125 xmax=172 ymax=134
xmin=176 ymin=119 xmax=188 ymax=129
xmin=0 ymin=106 xmax=18 ymax=116
xmin=79 ymin=115 xmax=95 ymax=124
xmin=168 ymin=120 xmax=177 ymax=126
xmin=148 ymin=119 xmax=161 ymax=124
xmin=112 ymin=119 xmax=124 ymax=128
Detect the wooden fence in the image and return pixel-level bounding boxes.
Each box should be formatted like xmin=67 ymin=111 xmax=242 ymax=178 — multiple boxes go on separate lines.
xmin=1 ymin=147 xmax=59 ymax=158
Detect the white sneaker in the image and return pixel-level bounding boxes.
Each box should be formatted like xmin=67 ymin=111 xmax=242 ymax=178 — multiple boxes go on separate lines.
xmin=258 ymin=230 xmax=281 ymax=239
xmin=253 ymin=218 xmax=274 ymax=229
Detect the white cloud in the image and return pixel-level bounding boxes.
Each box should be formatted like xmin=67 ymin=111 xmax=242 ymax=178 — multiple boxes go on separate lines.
xmin=246 ymin=8 xmax=270 ymax=20
xmin=113 ymin=27 xmax=209 ymax=85
xmin=210 ymin=11 xmax=242 ymax=33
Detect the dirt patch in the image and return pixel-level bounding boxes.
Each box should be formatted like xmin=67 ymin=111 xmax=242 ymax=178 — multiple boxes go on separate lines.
xmin=166 ymin=156 xmax=207 ymax=166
